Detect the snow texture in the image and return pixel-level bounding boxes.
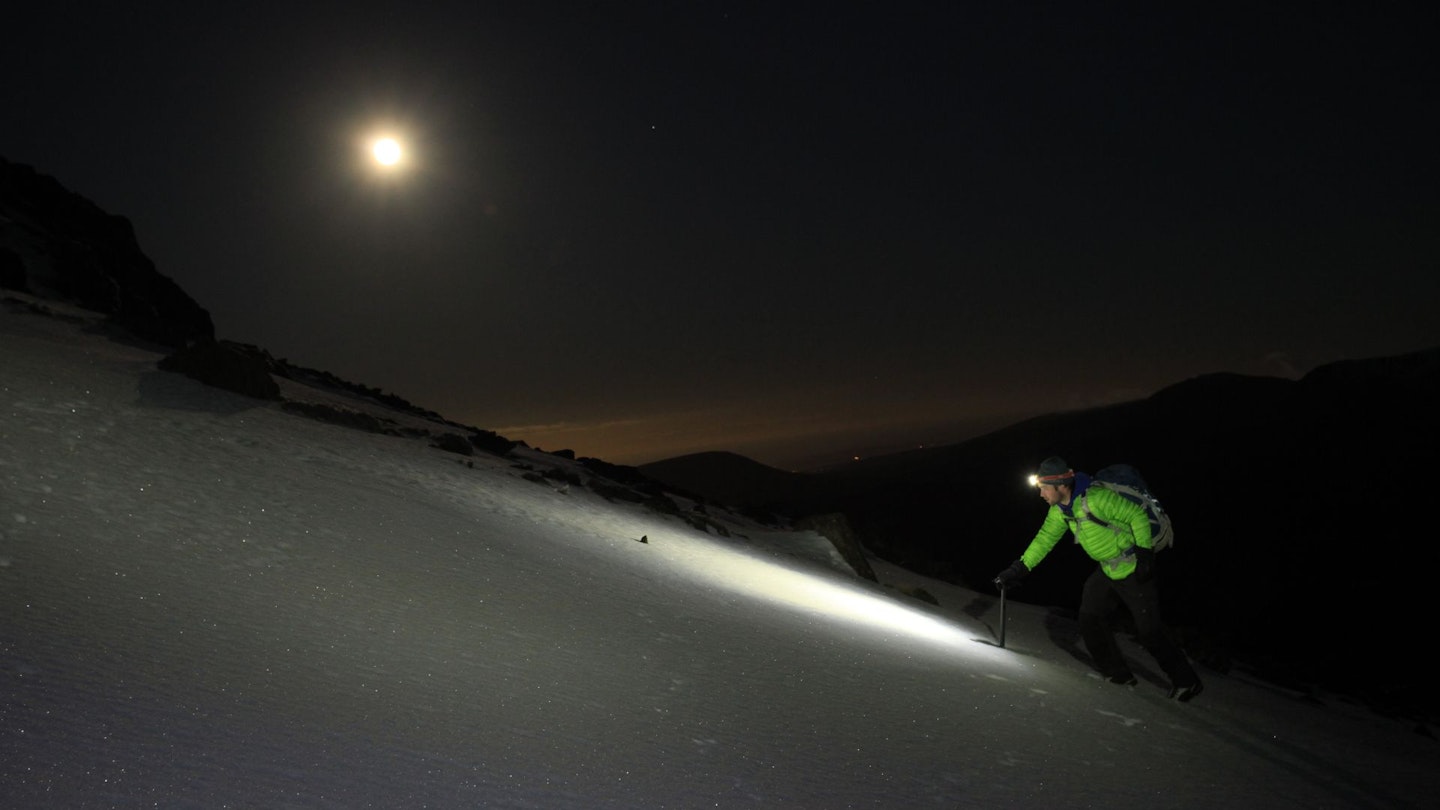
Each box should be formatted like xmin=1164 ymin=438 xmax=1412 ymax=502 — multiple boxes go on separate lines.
xmin=2 ymin=301 xmax=1436 ymax=808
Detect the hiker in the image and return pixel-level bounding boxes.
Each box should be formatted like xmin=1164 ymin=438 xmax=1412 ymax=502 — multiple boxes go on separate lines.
xmin=993 ymin=456 xmax=1203 ymax=701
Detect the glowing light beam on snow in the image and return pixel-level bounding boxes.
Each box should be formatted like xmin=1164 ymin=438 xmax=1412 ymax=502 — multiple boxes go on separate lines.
xmin=655 ymin=537 xmax=1016 ymax=665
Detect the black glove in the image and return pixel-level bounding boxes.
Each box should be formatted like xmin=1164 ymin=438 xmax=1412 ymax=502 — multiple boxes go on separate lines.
xmin=994 ymin=559 xmax=1028 ymax=590
xmin=1132 ymin=546 xmax=1156 ymax=583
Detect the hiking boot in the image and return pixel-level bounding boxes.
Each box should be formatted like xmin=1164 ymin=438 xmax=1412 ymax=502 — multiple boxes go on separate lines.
xmin=1107 ymin=674 xmax=1138 ymax=686
xmin=1168 ymin=680 xmax=1204 ymax=702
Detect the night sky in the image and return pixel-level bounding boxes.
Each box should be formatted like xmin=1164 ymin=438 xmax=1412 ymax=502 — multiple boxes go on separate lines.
xmin=5 ymin=2 xmax=1437 ymax=470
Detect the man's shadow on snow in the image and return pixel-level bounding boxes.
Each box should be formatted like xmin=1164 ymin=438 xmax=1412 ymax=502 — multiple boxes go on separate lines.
xmin=1043 ymin=607 xmax=1164 ymax=686
xmin=1042 ymin=608 xmax=1090 ymax=663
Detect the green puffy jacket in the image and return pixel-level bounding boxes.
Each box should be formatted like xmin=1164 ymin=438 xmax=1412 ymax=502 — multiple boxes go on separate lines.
xmin=1020 ymin=484 xmax=1154 ymax=580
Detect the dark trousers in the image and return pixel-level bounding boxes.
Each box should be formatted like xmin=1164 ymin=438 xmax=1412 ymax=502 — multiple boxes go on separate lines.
xmin=1078 ymin=567 xmax=1199 ymax=687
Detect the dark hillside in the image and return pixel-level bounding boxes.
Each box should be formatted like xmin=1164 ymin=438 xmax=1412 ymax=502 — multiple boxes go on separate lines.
xmin=0 ymin=157 xmax=212 ymax=346
xmin=639 ymin=451 xmax=812 ymax=512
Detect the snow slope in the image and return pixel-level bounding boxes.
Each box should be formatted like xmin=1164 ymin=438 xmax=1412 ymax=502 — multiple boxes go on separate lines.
xmin=2 ymin=301 xmax=1436 ymax=809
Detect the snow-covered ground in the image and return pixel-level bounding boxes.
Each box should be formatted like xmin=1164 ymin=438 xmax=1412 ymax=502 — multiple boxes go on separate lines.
xmin=2 ymin=300 xmax=1436 ymax=809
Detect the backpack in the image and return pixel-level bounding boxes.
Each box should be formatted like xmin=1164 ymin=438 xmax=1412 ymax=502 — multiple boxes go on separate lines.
xmin=1078 ymin=464 xmax=1174 ymax=551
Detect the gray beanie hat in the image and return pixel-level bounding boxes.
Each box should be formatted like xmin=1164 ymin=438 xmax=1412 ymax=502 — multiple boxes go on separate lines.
xmin=1035 ymin=456 xmax=1074 ymax=486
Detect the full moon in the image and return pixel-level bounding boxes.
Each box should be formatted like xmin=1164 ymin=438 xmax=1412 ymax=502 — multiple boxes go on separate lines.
xmin=371 ymin=137 xmax=403 ymax=166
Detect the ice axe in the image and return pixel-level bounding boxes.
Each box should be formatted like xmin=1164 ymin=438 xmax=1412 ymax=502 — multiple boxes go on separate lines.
xmin=993 ymin=577 xmax=1008 ymax=648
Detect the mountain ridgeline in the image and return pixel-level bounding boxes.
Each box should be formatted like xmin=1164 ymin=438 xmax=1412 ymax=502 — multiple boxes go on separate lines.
xmin=642 ymin=351 xmax=1440 ymax=716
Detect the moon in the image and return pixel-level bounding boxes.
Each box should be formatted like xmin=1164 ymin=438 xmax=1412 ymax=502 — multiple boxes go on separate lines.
xmin=371 ymin=137 xmax=403 ymax=166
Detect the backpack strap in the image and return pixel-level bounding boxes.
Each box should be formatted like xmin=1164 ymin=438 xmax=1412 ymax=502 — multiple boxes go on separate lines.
xmin=1083 ymin=488 xmax=1173 ymax=551
xmin=1079 ymin=490 xmax=1141 ymax=572
xmin=1079 ymin=490 xmax=1132 ymax=540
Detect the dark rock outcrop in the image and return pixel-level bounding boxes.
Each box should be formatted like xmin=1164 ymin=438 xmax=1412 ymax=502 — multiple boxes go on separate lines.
xmin=431 ymin=433 xmax=475 ymax=455
xmin=158 ymin=339 xmax=280 ymax=400
xmin=0 ymin=156 xmax=213 ymax=346
xmin=280 ymin=400 xmax=402 ymax=435
xmin=794 ymin=513 xmax=878 ymax=582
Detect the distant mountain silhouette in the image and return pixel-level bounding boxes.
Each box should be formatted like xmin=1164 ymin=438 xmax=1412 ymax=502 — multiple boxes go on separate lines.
xmin=638 ymin=451 xmax=810 ymax=509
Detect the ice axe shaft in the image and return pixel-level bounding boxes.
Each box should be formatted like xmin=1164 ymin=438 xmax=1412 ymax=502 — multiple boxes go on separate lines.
xmin=998 ymin=581 xmax=1008 ymax=648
